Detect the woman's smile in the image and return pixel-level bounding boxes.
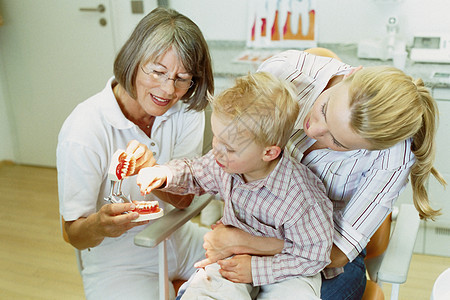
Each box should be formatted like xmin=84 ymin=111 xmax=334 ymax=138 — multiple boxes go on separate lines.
xmin=151 ymin=94 xmax=171 ymax=106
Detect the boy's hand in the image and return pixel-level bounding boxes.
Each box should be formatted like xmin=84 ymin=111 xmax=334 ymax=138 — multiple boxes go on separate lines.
xmin=218 ymin=254 xmax=252 ymax=283
xmin=194 ymin=257 xmax=214 ymax=269
xmin=195 ymin=224 xmax=237 ymax=268
xmin=136 ymin=166 xmax=168 ymax=195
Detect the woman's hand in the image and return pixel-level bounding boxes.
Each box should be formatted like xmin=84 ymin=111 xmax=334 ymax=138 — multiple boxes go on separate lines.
xmin=91 ymin=202 xmax=149 ymax=237
xmin=326 ymin=244 xmax=350 ymax=268
xmin=195 ymin=223 xmax=284 ymax=268
xmin=64 ymin=202 xmax=149 ymax=250
xmin=218 ymin=254 xmax=253 ymax=284
xmin=125 ymin=140 xmax=157 ymax=174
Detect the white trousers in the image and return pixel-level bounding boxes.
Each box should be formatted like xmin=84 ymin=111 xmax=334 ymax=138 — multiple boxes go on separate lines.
xmin=180 ymin=263 xmax=321 ymax=300
xmin=81 ymin=221 xmax=208 ymax=300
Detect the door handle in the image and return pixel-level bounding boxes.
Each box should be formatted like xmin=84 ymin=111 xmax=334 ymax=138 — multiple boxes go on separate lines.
xmin=79 ymin=4 xmax=105 ymax=13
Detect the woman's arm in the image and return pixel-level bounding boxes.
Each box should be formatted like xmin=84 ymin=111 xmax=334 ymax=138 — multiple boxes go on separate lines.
xmin=328 ymin=245 xmax=349 ymax=268
xmin=63 ymin=202 xmax=148 ymax=250
xmin=59 ymin=140 xmax=159 ymax=250
xmin=195 ymin=224 xmax=284 ymax=268
xmin=198 ymin=223 xmax=349 ymax=269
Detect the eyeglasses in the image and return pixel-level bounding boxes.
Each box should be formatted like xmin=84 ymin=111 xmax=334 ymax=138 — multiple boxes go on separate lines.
xmin=140 ymin=66 xmax=194 ymax=90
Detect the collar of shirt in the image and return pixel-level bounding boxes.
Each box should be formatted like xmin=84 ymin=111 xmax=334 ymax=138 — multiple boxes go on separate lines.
xmin=229 ymin=150 xmax=292 ymax=200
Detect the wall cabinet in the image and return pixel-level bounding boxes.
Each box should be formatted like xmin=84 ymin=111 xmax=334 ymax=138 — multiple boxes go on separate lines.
xmin=396 ymin=87 xmax=450 ymax=257
xmin=425 ymin=88 xmax=450 ymax=256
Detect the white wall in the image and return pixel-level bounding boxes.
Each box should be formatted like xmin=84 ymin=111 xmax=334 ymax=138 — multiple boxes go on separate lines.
xmin=0 ymin=0 xmax=157 ymax=165
xmin=172 ymin=0 xmax=450 ymax=46
xmin=0 ymin=48 xmax=16 ymax=162
xmin=1 ymin=0 xmax=450 ymax=163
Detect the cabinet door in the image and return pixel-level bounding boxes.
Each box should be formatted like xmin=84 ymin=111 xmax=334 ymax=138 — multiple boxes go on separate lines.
xmin=424 ymin=90 xmax=450 ymax=257
xmin=0 ymin=1 xmax=116 ymax=167
xmin=430 ymin=91 xmax=450 ymax=223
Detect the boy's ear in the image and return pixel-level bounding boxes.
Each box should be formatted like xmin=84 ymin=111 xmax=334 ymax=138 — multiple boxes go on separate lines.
xmin=262 ymin=146 xmax=282 ymax=162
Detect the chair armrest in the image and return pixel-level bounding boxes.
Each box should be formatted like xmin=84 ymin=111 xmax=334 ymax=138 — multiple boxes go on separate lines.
xmin=378 ymin=203 xmax=420 ymax=284
xmin=134 ymin=194 xmax=213 ymax=248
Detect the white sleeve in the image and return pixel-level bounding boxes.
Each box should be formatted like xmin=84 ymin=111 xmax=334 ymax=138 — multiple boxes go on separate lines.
xmin=57 ymin=140 xmax=104 ymax=221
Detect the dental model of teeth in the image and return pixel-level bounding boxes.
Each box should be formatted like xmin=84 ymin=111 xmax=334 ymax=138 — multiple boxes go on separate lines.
xmin=106 ymin=149 xmax=163 ymax=221
xmin=108 ymin=149 xmax=136 ymax=181
xmin=130 ymin=200 xmax=164 ymax=222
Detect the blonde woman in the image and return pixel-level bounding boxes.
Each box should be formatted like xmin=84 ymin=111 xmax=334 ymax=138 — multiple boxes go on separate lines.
xmin=193 ymin=49 xmax=446 ymax=300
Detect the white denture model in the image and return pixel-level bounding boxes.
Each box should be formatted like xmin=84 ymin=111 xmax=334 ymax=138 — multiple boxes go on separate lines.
xmin=108 ymin=149 xmax=136 ymax=181
xmin=130 ymin=200 xmax=163 ymax=222
xmin=104 ymin=149 xmax=136 ymax=204
xmin=104 ymin=149 xmax=163 ymax=221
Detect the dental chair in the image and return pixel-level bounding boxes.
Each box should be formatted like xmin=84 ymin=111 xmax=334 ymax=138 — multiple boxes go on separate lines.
xmin=362 ymin=203 xmax=420 ymax=300
xmin=134 ymin=194 xmax=213 ymax=300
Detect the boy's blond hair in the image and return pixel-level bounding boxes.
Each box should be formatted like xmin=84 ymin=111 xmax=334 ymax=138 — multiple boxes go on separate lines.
xmin=211 ymin=72 xmax=299 ymax=149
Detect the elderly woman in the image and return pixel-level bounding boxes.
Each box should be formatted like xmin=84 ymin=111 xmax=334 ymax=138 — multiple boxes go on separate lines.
xmin=57 ymin=8 xmax=213 ymax=299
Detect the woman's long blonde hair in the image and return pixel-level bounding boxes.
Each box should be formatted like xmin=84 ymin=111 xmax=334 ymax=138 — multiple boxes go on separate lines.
xmin=346 ymin=66 xmax=446 ymax=220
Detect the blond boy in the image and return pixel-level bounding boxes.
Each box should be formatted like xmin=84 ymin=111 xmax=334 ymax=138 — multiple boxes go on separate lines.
xmin=137 ymin=72 xmax=333 ymax=299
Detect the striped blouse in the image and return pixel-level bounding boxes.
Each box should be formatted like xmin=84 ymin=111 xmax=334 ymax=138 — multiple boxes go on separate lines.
xmin=258 ymin=50 xmax=415 ymax=278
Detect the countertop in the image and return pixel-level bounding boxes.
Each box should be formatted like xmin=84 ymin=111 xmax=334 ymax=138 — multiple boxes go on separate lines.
xmin=208 ymin=41 xmax=450 ymax=89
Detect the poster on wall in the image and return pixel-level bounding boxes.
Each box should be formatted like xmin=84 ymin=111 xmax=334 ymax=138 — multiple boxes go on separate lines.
xmin=246 ymin=0 xmax=317 ymax=49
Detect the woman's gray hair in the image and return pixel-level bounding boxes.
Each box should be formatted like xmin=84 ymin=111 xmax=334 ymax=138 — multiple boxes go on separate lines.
xmin=113 ymin=7 xmax=214 ymax=111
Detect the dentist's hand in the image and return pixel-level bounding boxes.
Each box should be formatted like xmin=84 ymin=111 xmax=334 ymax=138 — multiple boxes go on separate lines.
xmin=136 ymin=166 xmax=168 ymax=195
xmin=125 ymin=140 xmax=157 ymax=174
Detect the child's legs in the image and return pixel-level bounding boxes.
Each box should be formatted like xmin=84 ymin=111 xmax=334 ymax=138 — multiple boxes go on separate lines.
xmin=180 ymin=263 xmax=254 ymax=300
xmin=257 ymin=273 xmax=321 ymax=300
